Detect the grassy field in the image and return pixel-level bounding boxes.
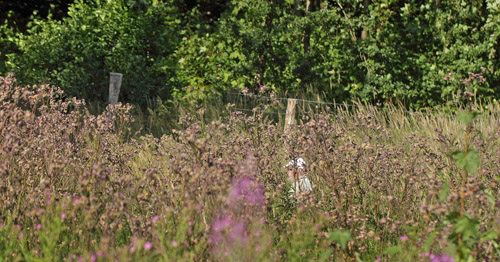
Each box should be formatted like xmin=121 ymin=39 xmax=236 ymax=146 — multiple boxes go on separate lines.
xmin=1 ymin=73 xmax=500 ymax=261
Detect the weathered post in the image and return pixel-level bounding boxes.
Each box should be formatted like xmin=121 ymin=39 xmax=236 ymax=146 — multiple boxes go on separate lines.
xmin=284 ymin=98 xmax=297 ymax=134
xmin=108 ymin=72 xmax=123 ymax=105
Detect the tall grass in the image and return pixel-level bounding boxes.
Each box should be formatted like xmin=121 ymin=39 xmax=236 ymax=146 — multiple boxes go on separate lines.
xmin=1 ymin=73 xmax=500 ymax=261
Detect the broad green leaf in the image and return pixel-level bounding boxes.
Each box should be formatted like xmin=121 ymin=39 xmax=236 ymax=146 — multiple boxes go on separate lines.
xmin=423 ymin=231 xmax=437 ymax=251
xmin=449 ymin=150 xmax=480 ymax=174
xmin=439 ymin=183 xmax=450 ymax=202
xmin=457 ymin=111 xmax=481 ymax=126
xmin=328 ymin=229 xmax=353 ymax=250
xmin=383 ymin=245 xmax=402 ymax=255
xmin=480 ymin=231 xmax=499 ymax=241
xmin=455 ymin=216 xmax=479 ymax=241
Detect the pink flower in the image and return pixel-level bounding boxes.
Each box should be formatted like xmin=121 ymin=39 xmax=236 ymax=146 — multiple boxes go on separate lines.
xmin=144 ymin=241 xmax=152 ymax=250
xmin=61 ymin=213 xmax=66 ymax=219
xmin=171 ymin=240 xmax=178 ymax=247
xmin=46 ymin=199 xmax=51 ymax=205
xmin=399 ymin=235 xmax=409 ymax=241
xmin=45 ymin=190 xmax=51 ymax=195
xmin=152 ymin=216 xmax=159 ymax=224
xmin=36 ymin=224 xmax=42 ymax=230
xmin=97 ymin=250 xmax=103 ymax=256
xmin=18 ymin=232 xmax=24 ymax=239
xmin=73 ymin=198 xmax=79 ymax=205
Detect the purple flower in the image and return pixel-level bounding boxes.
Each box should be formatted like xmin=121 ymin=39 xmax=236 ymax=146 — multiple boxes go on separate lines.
xmin=228 ymin=220 xmax=247 ymax=244
xmin=18 ymin=232 xmax=24 ymax=239
xmin=36 ymin=224 xmax=42 ymax=230
xmin=72 ymin=198 xmax=79 ymax=205
xmin=399 ymin=235 xmax=409 ymax=241
xmin=171 ymin=240 xmax=178 ymax=247
xmin=152 ymin=216 xmax=159 ymax=224
xmin=213 ymin=215 xmax=232 ymax=232
xmin=61 ymin=213 xmax=66 ymax=219
xmin=144 ymin=241 xmax=152 ymax=250
xmin=423 ymin=253 xmax=455 ymax=262
xmin=229 ymin=177 xmax=265 ymax=206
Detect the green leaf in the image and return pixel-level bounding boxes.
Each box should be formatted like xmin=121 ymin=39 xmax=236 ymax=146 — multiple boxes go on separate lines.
xmin=423 ymin=231 xmax=437 ymax=251
xmin=454 ymin=216 xmax=479 ymax=241
xmin=439 ymin=183 xmax=450 ymax=202
xmin=449 ymin=150 xmax=480 ymax=174
xmin=480 ymin=231 xmax=499 ymax=241
xmin=383 ymin=245 xmax=402 ymax=255
xmin=328 ymin=229 xmax=353 ymax=250
xmin=457 ymin=111 xmax=481 ymax=126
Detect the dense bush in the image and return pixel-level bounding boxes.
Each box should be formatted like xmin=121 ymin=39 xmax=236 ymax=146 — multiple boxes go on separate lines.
xmin=3 ymin=0 xmax=181 ymax=105
xmin=1 ymin=74 xmax=500 ymax=260
xmin=1 ymin=0 xmax=499 ymax=107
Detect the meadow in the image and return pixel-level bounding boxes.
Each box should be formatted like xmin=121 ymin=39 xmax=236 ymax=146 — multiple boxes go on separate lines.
xmin=1 ymin=73 xmax=500 ymax=261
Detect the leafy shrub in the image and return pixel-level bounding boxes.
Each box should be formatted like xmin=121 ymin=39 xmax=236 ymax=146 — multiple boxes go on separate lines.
xmin=4 ymin=0 xmax=181 ymax=106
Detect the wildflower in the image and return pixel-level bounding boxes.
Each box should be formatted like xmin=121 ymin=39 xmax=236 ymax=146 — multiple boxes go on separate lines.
xmin=259 ymin=84 xmax=267 ymax=93
xmin=152 ymin=216 xmax=159 ymax=224
xmin=72 ymin=198 xmax=79 ymax=205
xmin=36 ymin=224 xmax=42 ymax=230
xmin=90 ymin=253 xmax=96 ymax=262
xmin=61 ymin=213 xmax=67 ymax=219
xmin=46 ymin=199 xmax=51 ymax=205
xmin=97 ymin=250 xmax=103 ymax=256
xmin=144 ymin=241 xmax=152 ymax=250
xmin=196 ymin=205 xmax=201 ymax=211
xmin=228 ymin=220 xmax=247 ymax=243
xmin=171 ymin=240 xmax=178 ymax=247
xmin=213 ymin=215 xmax=232 ymax=232
xmin=399 ymin=235 xmax=409 ymax=241
xmin=18 ymin=232 xmax=24 ymax=238
xmin=45 ymin=190 xmax=51 ymax=195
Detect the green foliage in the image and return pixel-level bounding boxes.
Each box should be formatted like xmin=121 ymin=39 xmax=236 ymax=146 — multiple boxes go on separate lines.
xmin=449 ymin=149 xmax=480 ymax=175
xmin=2 ymin=0 xmax=500 ymax=107
xmin=328 ymin=229 xmax=353 ymax=250
xmin=4 ymin=0 xmax=181 ymax=105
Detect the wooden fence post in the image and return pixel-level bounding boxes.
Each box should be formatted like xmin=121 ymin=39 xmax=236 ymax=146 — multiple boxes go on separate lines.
xmin=109 ymin=72 xmax=123 ymax=105
xmin=284 ymin=98 xmax=297 ymax=134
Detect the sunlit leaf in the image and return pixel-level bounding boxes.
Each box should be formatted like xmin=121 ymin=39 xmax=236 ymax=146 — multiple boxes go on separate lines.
xmin=328 ymin=229 xmax=352 ymax=250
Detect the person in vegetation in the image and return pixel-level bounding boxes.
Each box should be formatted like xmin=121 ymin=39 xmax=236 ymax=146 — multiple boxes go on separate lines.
xmin=284 ymin=157 xmax=313 ymax=199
